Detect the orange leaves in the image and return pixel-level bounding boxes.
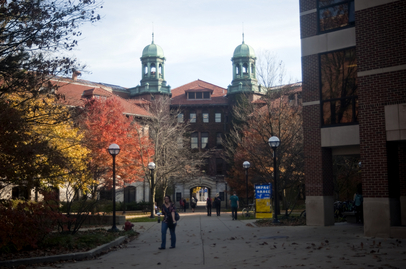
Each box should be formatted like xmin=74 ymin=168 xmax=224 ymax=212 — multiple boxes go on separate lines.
xmin=81 ymin=97 xmax=154 ymax=187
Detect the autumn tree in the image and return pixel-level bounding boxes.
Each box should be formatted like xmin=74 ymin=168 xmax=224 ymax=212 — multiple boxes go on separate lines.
xmin=0 ymin=94 xmax=91 ymax=199
xmin=80 ymin=97 xmax=153 ymax=199
xmin=225 ymin=85 xmax=304 ymax=215
xmin=135 ymin=96 xmax=208 ymax=216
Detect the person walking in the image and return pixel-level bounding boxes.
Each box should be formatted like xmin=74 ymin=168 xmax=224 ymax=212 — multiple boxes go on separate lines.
xmin=191 ymin=195 xmax=197 ymax=213
xmin=159 ymin=195 xmax=177 ymax=250
xmin=206 ymin=195 xmax=212 ymax=216
xmin=214 ymin=193 xmax=221 ymax=216
xmin=229 ymin=192 xmax=239 ymax=220
xmin=179 ymin=197 xmax=185 ymax=212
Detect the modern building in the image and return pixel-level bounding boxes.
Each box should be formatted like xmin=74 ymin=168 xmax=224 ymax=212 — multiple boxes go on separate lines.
xmin=300 ymin=0 xmax=406 ymax=237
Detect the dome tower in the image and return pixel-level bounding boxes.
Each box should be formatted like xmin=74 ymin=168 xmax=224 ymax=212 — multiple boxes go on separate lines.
xmin=129 ymin=33 xmax=171 ymax=99
xmin=227 ymin=34 xmax=260 ymax=95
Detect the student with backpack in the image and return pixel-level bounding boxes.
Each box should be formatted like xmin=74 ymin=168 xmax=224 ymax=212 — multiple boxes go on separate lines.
xmin=206 ymin=195 xmax=212 ymax=216
xmin=159 ymin=195 xmax=177 ymax=250
xmin=191 ymin=195 xmax=197 ymax=213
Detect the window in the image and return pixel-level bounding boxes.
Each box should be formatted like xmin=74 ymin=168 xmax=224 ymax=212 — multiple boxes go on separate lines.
xmin=203 ymin=92 xmax=210 ymax=99
xmin=177 ymin=136 xmax=183 ymax=148
xmin=196 ymin=92 xmax=202 ymax=99
xmin=215 ymin=113 xmax=221 ymax=123
xmin=177 ymin=113 xmax=184 ymax=123
xmin=124 ymin=186 xmax=136 ymax=203
xmin=201 ymin=132 xmax=209 ymax=149
xmin=99 ymin=189 xmax=112 ymax=200
xmin=203 ymin=112 xmax=209 ymax=123
xmin=188 ymin=92 xmax=195 ymax=99
xmin=202 ymin=158 xmax=210 ymax=174
xmin=190 ymin=112 xmax=196 ymax=123
xmin=243 ymin=63 xmax=248 ymax=74
xmin=216 ymin=133 xmax=223 ymax=148
xmin=216 ymin=158 xmax=224 ymax=175
xmin=191 ymin=133 xmax=198 ymax=149
xmin=318 ymin=0 xmax=355 ymax=33
xmin=320 ymin=47 xmax=358 ymax=126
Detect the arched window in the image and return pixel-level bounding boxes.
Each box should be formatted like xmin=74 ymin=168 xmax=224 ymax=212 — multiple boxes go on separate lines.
xmin=144 ymin=65 xmax=148 ymax=75
xmin=242 ymin=63 xmax=248 ymax=74
xmin=236 ymin=65 xmax=240 ymax=75
xmin=251 ymin=64 xmax=255 ymax=75
xmin=150 ymin=63 xmax=156 ymax=75
xmin=159 ymin=64 xmax=163 ymax=78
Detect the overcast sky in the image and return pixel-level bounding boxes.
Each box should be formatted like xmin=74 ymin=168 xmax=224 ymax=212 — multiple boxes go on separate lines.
xmin=72 ymin=0 xmax=301 ymax=89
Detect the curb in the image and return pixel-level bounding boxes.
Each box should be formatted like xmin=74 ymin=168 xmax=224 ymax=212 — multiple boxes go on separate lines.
xmin=0 ymin=236 xmax=127 ymax=268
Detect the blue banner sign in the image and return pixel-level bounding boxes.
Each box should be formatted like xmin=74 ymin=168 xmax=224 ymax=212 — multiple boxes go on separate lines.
xmin=255 ymin=184 xmax=272 ymax=199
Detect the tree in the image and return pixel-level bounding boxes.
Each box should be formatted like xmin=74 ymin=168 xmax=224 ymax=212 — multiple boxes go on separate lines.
xmin=225 ymin=85 xmax=304 ymax=215
xmin=135 ymin=96 xmax=208 ymax=216
xmin=0 ymin=93 xmax=91 ymax=198
xmin=80 ymin=97 xmax=153 ymax=198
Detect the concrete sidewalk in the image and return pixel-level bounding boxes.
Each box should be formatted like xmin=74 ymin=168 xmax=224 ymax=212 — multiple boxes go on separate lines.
xmin=36 ymin=212 xmax=406 ymax=269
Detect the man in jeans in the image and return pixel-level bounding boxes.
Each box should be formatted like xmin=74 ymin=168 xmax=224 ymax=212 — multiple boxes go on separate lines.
xmin=229 ymin=192 xmax=239 ymax=220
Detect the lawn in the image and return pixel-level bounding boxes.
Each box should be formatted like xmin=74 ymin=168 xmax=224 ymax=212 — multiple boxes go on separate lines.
xmin=0 ymin=229 xmax=138 ymax=262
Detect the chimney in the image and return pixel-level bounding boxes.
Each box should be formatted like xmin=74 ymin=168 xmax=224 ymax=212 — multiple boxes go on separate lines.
xmin=72 ymin=69 xmax=81 ymax=81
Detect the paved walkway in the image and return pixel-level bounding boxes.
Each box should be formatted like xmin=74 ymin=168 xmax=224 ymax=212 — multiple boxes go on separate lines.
xmin=37 ymin=212 xmax=406 ymax=269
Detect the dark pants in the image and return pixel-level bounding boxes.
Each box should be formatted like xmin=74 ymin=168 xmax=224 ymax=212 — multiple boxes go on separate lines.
xmin=355 ymin=205 xmax=363 ymax=223
xmin=231 ymin=206 xmax=238 ymax=220
xmin=183 ymin=205 xmax=186 ymax=212
xmin=207 ymin=205 xmax=211 ymax=216
xmin=215 ymin=205 xmax=221 ymax=216
xmin=161 ymin=221 xmax=176 ymax=249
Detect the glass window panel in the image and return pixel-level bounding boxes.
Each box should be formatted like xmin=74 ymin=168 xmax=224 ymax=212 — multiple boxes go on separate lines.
xmin=188 ymin=92 xmax=195 ymax=99
xmin=216 ymin=133 xmax=223 ymax=148
xmin=177 ymin=113 xmax=183 ymax=123
xmin=201 ymin=132 xmax=209 ymax=149
xmin=322 ymin=98 xmax=356 ymax=125
xmin=203 ymin=112 xmax=209 ymax=123
xmin=318 ymin=1 xmax=354 ymax=32
xmin=196 ymin=92 xmax=202 ymax=99
xmin=191 ymin=133 xmax=198 ymax=149
xmin=203 ymin=92 xmax=210 ymax=99
xmin=216 ymin=158 xmax=223 ymax=175
xmin=190 ymin=112 xmax=196 ymax=123
xmin=215 ymin=113 xmax=221 ymax=123
xmin=321 ymin=48 xmax=357 ymax=100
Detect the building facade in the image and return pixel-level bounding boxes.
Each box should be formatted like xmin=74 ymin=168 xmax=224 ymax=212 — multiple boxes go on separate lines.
xmin=300 ymin=0 xmax=406 ymax=237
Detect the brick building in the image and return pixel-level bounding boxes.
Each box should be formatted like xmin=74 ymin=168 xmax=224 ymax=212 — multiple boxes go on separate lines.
xmin=300 ymin=0 xmax=406 ymax=237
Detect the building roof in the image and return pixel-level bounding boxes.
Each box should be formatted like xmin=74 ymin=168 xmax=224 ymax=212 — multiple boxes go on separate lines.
xmin=53 ymin=78 xmax=152 ymax=117
xmin=170 ymin=79 xmax=228 ymax=106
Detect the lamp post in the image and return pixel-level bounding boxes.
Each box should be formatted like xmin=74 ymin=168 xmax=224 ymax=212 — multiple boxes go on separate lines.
xmin=268 ymin=136 xmax=280 ymax=224
xmin=225 ymin=182 xmax=228 ymax=209
xmin=148 ymin=162 xmax=156 ymax=218
xmin=243 ymin=161 xmax=250 ymax=212
xmin=108 ymin=143 xmax=120 ymax=232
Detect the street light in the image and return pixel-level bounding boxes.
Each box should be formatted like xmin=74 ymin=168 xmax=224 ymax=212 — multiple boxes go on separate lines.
xmin=268 ymin=136 xmax=280 ymax=224
xmin=148 ymin=162 xmax=156 ymax=218
xmin=243 ymin=161 xmax=250 ymax=213
xmin=108 ymin=143 xmax=120 ymax=232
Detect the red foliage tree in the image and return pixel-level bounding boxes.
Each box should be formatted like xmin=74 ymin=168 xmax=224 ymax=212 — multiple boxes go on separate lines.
xmin=80 ymin=97 xmax=153 ymax=191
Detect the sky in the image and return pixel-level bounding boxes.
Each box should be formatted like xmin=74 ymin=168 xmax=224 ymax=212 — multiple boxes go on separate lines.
xmin=72 ymin=0 xmax=301 ymax=89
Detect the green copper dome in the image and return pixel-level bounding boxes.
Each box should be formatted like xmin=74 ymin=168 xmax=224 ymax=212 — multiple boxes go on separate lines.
xmin=142 ymin=41 xmax=164 ymax=58
xmin=233 ymin=42 xmax=256 ymax=58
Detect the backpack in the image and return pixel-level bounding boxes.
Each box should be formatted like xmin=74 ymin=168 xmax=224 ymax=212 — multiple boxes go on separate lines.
xmin=180 ymin=199 xmax=184 ymax=206
xmin=164 ymin=205 xmax=180 ymax=222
